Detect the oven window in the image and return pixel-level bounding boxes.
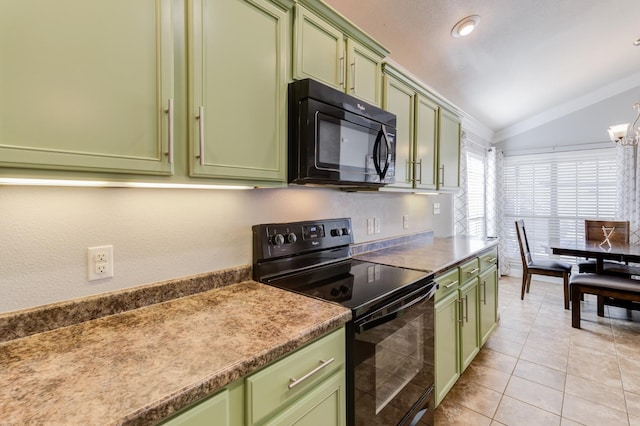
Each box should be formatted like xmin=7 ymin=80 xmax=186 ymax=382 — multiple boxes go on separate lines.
xmin=354 ymin=297 xmax=434 ymax=425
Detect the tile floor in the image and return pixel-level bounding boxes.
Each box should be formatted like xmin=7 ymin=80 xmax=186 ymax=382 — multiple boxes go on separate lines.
xmin=434 ymin=275 xmax=640 ymax=426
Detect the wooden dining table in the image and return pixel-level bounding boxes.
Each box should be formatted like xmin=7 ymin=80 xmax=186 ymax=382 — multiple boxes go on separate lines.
xmin=549 ymin=239 xmax=640 ymax=274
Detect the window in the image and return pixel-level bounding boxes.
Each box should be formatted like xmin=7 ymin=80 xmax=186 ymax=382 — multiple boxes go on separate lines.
xmin=467 ymin=150 xmax=486 ymax=237
xmin=503 ymin=148 xmax=617 ymax=268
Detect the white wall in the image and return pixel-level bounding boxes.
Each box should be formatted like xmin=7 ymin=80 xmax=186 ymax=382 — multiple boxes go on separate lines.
xmin=494 ymin=85 xmax=640 ymax=154
xmin=0 ymin=185 xmax=437 ymax=313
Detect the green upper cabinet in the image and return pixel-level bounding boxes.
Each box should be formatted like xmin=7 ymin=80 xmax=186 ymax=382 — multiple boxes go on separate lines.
xmin=0 ymin=0 xmax=174 ymax=175
xmin=293 ymin=1 xmax=387 ymax=106
xmin=188 ymin=0 xmax=289 ymax=183
xmin=382 ymin=76 xmax=415 ymax=189
xmin=437 ymin=107 xmax=461 ymax=191
xmin=382 ymin=64 xmax=439 ymax=191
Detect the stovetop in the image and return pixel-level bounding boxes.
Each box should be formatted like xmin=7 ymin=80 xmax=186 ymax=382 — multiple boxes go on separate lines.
xmin=252 ymin=218 xmax=435 ymax=319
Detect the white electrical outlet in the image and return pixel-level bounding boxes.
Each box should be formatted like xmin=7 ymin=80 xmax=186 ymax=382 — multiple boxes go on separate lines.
xmin=88 ymin=245 xmax=114 ymax=281
xmin=374 ymin=218 xmax=381 ymax=234
xmin=433 ymin=203 xmax=441 ymax=215
xmin=367 ymin=218 xmax=374 ymax=235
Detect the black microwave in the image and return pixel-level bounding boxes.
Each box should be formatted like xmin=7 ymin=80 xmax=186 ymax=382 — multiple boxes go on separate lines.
xmin=288 ymin=79 xmax=397 ymax=188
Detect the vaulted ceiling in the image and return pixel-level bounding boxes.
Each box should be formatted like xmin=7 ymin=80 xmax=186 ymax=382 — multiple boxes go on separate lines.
xmin=323 ymin=0 xmax=640 ymax=141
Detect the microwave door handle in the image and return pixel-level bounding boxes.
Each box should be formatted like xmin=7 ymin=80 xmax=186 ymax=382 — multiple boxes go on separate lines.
xmin=372 ymin=128 xmax=383 ymax=177
xmin=379 ymin=124 xmax=391 ymax=179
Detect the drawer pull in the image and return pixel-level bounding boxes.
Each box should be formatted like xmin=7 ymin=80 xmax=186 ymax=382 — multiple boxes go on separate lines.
xmin=467 ymin=267 xmax=480 ymax=275
xmin=487 ymin=257 xmax=497 ymax=263
xmin=288 ymin=358 xmax=335 ymax=389
xmin=445 ymin=280 xmax=459 ymax=289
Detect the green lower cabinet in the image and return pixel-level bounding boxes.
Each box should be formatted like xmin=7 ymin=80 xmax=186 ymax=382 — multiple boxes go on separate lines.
xmin=434 ymin=290 xmax=460 ymax=407
xmin=264 ymin=370 xmax=346 ymax=426
xmin=479 ymin=266 xmax=499 ymax=346
xmin=161 ymin=380 xmax=244 ymax=426
xmin=459 ymin=279 xmax=480 ymax=372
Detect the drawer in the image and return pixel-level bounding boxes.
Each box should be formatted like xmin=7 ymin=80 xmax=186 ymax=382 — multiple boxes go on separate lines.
xmin=479 ymin=248 xmax=498 ymax=272
xmin=245 ymin=327 xmax=345 ymax=425
xmin=459 ymin=258 xmax=480 ymax=283
xmin=435 ymin=268 xmax=460 ymax=301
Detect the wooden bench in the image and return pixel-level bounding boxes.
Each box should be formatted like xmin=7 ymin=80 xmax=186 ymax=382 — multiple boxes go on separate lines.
xmin=569 ymin=273 xmax=640 ymax=328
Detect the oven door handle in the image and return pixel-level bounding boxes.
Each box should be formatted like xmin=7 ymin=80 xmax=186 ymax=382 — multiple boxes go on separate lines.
xmin=355 ymin=284 xmax=436 ymax=333
xmin=372 ymin=124 xmax=391 ymax=180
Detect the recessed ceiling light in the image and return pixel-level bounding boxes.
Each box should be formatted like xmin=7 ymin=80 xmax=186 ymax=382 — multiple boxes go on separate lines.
xmin=634 ymin=37 xmax=640 ymax=46
xmin=451 ymin=15 xmax=480 ymax=38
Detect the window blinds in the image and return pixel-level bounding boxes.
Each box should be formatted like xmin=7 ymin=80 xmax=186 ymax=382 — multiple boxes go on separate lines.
xmin=503 ymin=148 xmax=617 ymax=268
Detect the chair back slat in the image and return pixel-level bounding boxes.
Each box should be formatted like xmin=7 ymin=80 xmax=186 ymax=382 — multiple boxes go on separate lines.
xmin=584 ymin=220 xmax=629 ymax=244
xmin=515 ymin=219 xmax=533 ymax=269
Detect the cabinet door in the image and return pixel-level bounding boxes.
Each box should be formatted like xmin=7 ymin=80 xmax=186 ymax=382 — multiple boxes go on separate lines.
xmin=0 ymin=0 xmax=174 ymax=175
xmin=414 ymin=95 xmax=438 ymax=190
xmin=264 ymin=370 xmax=346 ymax=426
xmin=435 ymin=290 xmax=460 ymax=407
xmin=437 ymin=108 xmax=461 ymax=191
xmin=161 ymin=380 xmax=243 ymax=426
xmin=190 ymin=0 xmax=288 ymax=182
xmin=382 ymin=75 xmax=415 ymax=189
xmin=293 ymin=4 xmax=345 ymax=90
xmin=479 ymin=266 xmax=498 ymax=346
xmin=346 ymin=39 xmax=382 ymax=106
xmin=459 ymin=279 xmax=479 ymax=372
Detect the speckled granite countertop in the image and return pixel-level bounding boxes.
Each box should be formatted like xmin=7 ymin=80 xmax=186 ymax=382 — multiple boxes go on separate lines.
xmin=0 ymin=279 xmax=351 ymax=425
xmin=354 ymin=235 xmax=499 ymax=275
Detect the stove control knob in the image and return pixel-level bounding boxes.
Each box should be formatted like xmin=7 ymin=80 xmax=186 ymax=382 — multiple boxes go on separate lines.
xmin=330 ymin=287 xmax=340 ymax=297
xmin=286 ymin=233 xmax=297 ymax=244
xmin=339 ymin=285 xmax=350 ymax=294
xmin=342 ymin=227 xmax=351 ymax=236
xmin=331 ymin=228 xmax=343 ymax=237
xmin=272 ymin=233 xmax=285 ymax=245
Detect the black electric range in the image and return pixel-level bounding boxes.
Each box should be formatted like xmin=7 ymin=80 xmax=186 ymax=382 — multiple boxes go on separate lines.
xmin=252 ymin=218 xmax=436 ymax=426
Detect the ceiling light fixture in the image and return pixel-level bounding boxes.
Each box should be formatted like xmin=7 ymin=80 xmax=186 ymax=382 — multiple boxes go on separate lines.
xmin=608 ymin=102 xmax=640 ymax=146
xmin=634 ymin=38 xmax=640 ymax=46
xmin=451 ymin=15 xmax=480 ymax=38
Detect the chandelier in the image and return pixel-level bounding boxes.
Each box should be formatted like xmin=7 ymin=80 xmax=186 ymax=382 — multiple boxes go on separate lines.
xmin=608 ymin=103 xmax=640 ymax=146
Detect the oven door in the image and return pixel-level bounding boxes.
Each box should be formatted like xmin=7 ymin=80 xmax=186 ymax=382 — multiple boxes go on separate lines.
xmin=298 ymin=98 xmax=396 ymax=185
xmin=351 ymin=283 xmax=436 ymax=426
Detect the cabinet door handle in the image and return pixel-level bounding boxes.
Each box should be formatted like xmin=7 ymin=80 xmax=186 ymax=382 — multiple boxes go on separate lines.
xmin=416 ymin=158 xmax=423 ymax=184
xmin=339 ymin=56 xmax=345 ymax=88
xmin=197 ymin=106 xmax=205 ymax=166
xmin=165 ymin=98 xmax=174 ymax=164
xmin=406 ymin=160 xmax=413 ymax=183
xmin=487 ymin=257 xmax=497 ymax=263
xmin=440 ymin=164 xmax=445 ymax=186
xmin=464 ymin=295 xmax=469 ymax=323
xmin=467 ymin=268 xmax=480 ymax=276
xmin=445 ymin=280 xmax=459 ymax=289
xmin=458 ymin=298 xmax=464 ymax=326
xmin=480 ymin=280 xmax=486 ymax=304
xmin=350 ymin=57 xmax=356 ymax=91
xmin=288 ymin=358 xmax=335 ymax=389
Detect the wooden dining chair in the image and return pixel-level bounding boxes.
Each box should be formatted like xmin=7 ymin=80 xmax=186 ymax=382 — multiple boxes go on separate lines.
xmin=578 ymin=220 xmax=631 ymax=274
xmin=515 ymin=220 xmax=572 ymax=309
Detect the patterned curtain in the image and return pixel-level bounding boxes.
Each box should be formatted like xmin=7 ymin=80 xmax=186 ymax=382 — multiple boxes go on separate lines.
xmin=488 ymin=148 xmax=511 ymax=275
xmin=616 ymin=145 xmax=640 ymax=245
xmin=454 ymin=137 xmax=468 ymax=235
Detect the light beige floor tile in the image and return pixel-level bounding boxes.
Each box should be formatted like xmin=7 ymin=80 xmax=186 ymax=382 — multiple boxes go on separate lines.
xmin=461 ymin=362 xmax=512 ymax=393
xmin=434 ymin=398 xmax=492 ymax=426
xmin=566 ymin=355 xmax=623 ymax=390
xmin=564 ymin=374 xmax=626 ymax=412
xmin=442 ymin=377 xmax=502 ymax=418
xmin=570 ymin=329 xmax=617 ymax=355
xmin=472 ymin=348 xmax=519 ymax=375
xmin=494 ymin=395 xmax=561 ymax=426
xmin=631 ymin=415 xmax=640 ymax=426
xmin=519 ymin=345 xmax=568 ymax=372
xmin=627 ymin=391 xmax=640 ymax=417
xmin=562 ymin=394 xmax=629 ymax=426
xmin=523 ymin=335 xmax=569 ymax=358
xmin=504 ymin=375 xmax=563 ymax=415
xmin=484 ymin=334 xmax=524 ymax=358
xmin=560 ymin=418 xmax=584 ymax=426
xmin=490 ymin=325 xmax=529 ymax=345
xmin=621 ymin=366 xmax=640 ymax=395
xmin=569 ymin=344 xmax=618 ymax=367
xmin=512 ymin=359 xmax=566 ymax=391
